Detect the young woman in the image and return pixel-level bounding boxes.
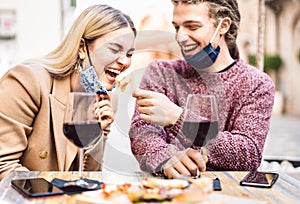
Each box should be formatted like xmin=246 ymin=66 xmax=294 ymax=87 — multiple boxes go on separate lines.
xmin=130 ymin=0 xmax=275 ymax=178
xmin=0 ymin=4 xmax=136 ymax=180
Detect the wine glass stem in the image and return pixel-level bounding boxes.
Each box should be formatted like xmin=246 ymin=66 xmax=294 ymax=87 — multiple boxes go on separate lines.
xmin=79 ymin=147 xmax=84 ymax=179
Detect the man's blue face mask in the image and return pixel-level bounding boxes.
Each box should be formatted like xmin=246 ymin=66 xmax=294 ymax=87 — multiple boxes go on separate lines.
xmin=182 ymin=43 xmax=220 ymax=70
xmin=182 ymin=19 xmax=223 ymax=70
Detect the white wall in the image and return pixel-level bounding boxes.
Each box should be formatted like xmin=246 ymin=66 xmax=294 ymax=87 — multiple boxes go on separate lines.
xmin=0 ymin=0 xmax=62 ymax=77
xmin=17 ymin=0 xmax=62 ymax=60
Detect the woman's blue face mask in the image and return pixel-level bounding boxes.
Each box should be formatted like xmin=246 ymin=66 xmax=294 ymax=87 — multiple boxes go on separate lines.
xmin=78 ymin=42 xmax=114 ymax=94
xmin=79 ymin=65 xmax=113 ymax=94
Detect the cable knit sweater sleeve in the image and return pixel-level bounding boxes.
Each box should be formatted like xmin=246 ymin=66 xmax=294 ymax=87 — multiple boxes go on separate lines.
xmin=129 ymin=59 xmax=275 ymax=173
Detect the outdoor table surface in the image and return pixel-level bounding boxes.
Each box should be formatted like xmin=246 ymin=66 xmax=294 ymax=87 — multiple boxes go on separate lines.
xmin=0 ymin=170 xmax=299 ymax=203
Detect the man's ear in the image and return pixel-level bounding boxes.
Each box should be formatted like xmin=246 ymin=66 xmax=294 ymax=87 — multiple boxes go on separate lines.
xmin=78 ymin=38 xmax=86 ymax=60
xmin=219 ymin=17 xmax=231 ymax=35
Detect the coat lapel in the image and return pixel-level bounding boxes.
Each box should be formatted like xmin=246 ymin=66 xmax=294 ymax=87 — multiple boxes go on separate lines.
xmin=49 ymin=77 xmax=78 ymax=171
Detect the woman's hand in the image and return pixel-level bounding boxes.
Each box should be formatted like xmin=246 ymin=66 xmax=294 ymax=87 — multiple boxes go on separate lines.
xmin=162 ymin=148 xmax=208 ymax=179
xmin=94 ymin=93 xmax=114 ymax=130
xmin=132 ymin=89 xmax=183 ymax=127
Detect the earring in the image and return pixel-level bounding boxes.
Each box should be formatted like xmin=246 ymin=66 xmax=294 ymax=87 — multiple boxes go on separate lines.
xmin=76 ymin=58 xmax=83 ymax=72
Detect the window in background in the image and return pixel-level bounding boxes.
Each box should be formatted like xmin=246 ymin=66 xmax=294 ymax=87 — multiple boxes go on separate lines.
xmin=0 ymin=10 xmax=16 ymax=77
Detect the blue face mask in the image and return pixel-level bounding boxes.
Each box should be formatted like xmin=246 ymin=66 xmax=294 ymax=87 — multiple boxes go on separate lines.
xmin=182 ymin=20 xmax=223 ymax=70
xmin=78 ymin=65 xmax=112 ymax=94
xmin=78 ymin=42 xmax=114 ymax=94
xmin=182 ymin=43 xmax=220 ymax=70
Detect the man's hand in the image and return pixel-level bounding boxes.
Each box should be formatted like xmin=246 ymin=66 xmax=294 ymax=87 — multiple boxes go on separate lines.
xmin=162 ymin=148 xmax=208 ymax=179
xmin=132 ymin=89 xmax=183 ymax=127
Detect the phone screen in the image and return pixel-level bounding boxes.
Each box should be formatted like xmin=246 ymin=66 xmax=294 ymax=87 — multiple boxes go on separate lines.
xmin=11 ymin=178 xmax=64 ymax=197
xmin=240 ymin=171 xmax=279 ymax=188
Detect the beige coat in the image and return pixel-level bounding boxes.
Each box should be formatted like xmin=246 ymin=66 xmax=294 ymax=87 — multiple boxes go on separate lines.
xmin=0 ymin=64 xmax=107 ymax=180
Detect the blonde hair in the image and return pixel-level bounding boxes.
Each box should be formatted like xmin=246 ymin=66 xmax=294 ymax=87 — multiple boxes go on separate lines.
xmin=25 ymin=4 xmax=136 ymax=79
xmin=171 ymin=0 xmax=240 ymax=59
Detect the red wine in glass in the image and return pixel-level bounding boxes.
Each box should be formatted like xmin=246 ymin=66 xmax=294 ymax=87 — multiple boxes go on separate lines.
xmin=182 ymin=94 xmax=219 ymax=147
xmin=63 ymin=92 xmax=102 ymax=189
xmin=182 ymin=120 xmax=219 ymax=147
xmin=63 ymin=121 xmax=101 ymax=148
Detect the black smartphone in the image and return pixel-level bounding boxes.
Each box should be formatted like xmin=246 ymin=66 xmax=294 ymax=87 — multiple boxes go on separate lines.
xmin=240 ymin=171 xmax=279 ymax=188
xmin=11 ymin=178 xmax=64 ymax=198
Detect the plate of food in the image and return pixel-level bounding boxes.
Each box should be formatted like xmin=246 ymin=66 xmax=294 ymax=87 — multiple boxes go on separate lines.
xmin=128 ymin=177 xmax=213 ymax=203
xmin=76 ymin=176 xmax=213 ymax=203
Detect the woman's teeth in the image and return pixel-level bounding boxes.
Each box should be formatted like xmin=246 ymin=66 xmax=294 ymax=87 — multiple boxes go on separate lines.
xmin=106 ymin=69 xmax=121 ymax=77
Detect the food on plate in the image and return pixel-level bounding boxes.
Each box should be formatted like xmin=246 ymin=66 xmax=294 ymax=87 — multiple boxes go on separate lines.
xmin=96 ymin=177 xmax=213 ymax=203
xmin=128 ymin=177 xmax=213 ymax=203
xmin=101 ymin=183 xmax=132 ymax=198
xmin=142 ymin=177 xmax=189 ymax=189
xmin=127 ymin=188 xmax=172 ymax=203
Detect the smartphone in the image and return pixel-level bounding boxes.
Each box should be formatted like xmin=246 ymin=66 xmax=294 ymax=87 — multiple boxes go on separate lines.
xmin=11 ymin=178 xmax=64 ymax=198
xmin=240 ymin=171 xmax=279 ymax=188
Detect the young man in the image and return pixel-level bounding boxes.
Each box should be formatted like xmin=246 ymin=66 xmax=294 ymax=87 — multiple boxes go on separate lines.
xmin=129 ymin=0 xmax=275 ymax=178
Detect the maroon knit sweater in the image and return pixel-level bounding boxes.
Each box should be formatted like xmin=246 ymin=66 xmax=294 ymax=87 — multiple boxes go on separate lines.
xmin=129 ymin=59 xmax=275 ymax=173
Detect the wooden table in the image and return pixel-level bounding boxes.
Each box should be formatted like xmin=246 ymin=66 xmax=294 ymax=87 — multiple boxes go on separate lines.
xmin=0 ymin=170 xmax=299 ymax=203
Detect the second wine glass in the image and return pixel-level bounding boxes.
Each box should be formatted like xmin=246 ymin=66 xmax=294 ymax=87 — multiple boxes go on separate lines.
xmin=182 ymin=94 xmax=219 ymax=148
xmin=63 ymin=92 xmax=102 ymax=189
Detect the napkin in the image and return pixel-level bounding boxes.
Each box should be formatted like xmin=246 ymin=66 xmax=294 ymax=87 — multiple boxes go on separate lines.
xmin=51 ymin=178 xmax=103 ymax=194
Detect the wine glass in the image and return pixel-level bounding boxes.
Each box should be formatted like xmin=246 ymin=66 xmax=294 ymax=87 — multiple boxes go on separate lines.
xmin=63 ymin=92 xmax=102 ymax=189
xmin=182 ymin=94 xmax=219 ymax=148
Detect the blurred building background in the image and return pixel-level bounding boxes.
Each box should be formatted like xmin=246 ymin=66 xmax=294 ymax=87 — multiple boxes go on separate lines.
xmin=1 ymin=0 xmax=299 ymax=115
xmin=0 ymin=0 xmax=299 ymax=176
